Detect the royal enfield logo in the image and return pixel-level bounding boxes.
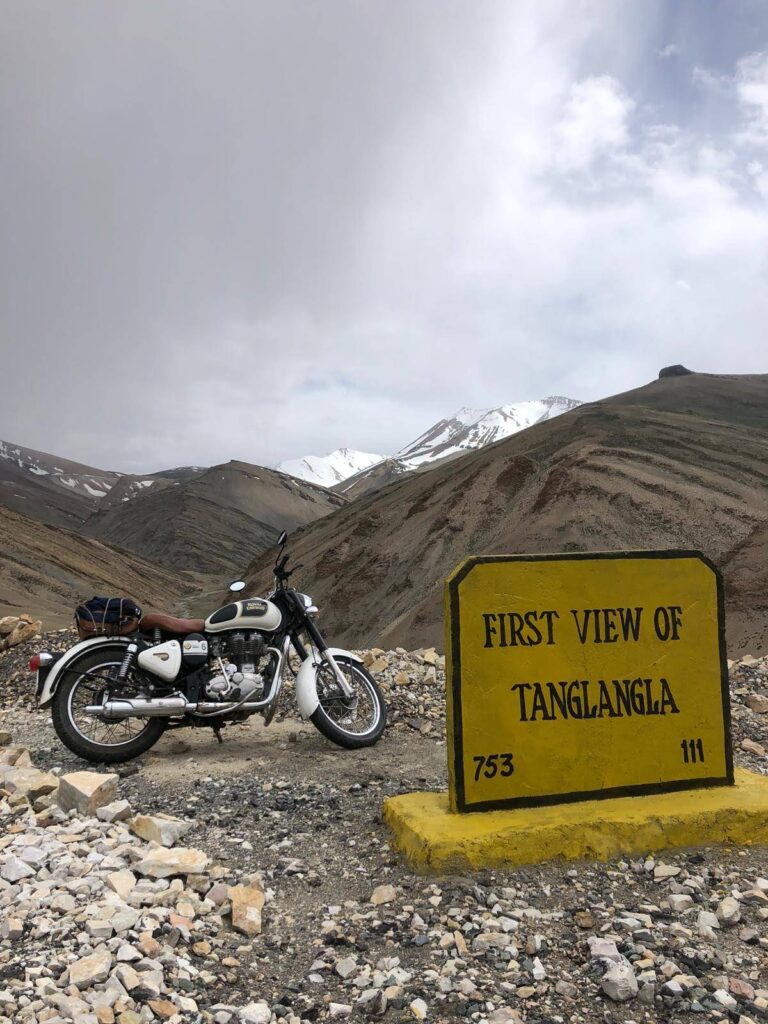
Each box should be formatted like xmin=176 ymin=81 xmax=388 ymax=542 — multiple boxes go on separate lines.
xmin=152 ymin=652 xmax=170 ymax=661
xmin=183 ymin=640 xmax=208 ymax=653
xmin=243 ymin=600 xmax=267 ymax=614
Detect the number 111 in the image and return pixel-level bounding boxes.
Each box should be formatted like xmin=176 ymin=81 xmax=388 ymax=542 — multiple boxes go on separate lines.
xmin=681 ymin=738 xmax=704 ymax=763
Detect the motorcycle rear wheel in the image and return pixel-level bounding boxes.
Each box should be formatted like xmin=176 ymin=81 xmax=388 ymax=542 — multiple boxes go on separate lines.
xmin=51 ymin=646 xmax=165 ymax=763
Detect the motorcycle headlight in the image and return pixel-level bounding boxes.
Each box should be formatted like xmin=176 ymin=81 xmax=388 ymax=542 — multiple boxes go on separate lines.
xmin=298 ymin=593 xmax=319 ymax=615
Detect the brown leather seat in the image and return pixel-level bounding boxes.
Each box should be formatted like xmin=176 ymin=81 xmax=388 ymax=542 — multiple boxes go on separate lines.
xmin=140 ymin=612 xmax=206 ymax=634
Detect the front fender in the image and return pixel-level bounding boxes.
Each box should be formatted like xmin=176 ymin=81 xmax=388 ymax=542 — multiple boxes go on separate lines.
xmin=294 ymin=647 xmax=363 ymax=720
xmin=37 ymin=637 xmax=131 ymax=708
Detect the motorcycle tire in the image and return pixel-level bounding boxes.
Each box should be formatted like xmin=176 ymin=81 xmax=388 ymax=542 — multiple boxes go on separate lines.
xmin=51 ymin=646 xmax=166 ymax=764
xmin=310 ymin=655 xmax=387 ymax=749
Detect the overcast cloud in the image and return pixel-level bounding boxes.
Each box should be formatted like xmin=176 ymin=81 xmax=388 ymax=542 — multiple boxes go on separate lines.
xmin=1 ymin=1 xmax=767 ymax=472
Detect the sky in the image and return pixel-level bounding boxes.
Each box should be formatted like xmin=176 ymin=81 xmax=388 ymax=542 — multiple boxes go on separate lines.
xmin=1 ymin=1 xmax=767 ymax=473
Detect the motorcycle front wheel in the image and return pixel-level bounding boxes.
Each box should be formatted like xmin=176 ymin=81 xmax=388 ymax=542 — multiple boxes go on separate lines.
xmin=310 ymin=655 xmax=387 ymax=749
xmin=51 ymin=646 xmax=165 ymax=763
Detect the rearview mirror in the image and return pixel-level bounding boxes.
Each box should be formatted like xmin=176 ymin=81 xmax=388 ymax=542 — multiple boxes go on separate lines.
xmin=229 ymin=580 xmax=246 ymax=593
xmin=276 ymin=530 xmax=287 ymax=547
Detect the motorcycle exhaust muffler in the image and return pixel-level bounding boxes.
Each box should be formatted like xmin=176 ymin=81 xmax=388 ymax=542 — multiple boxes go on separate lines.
xmin=85 ymin=695 xmax=192 ymax=719
xmin=84 ymin=695 xmax=273 ymax=719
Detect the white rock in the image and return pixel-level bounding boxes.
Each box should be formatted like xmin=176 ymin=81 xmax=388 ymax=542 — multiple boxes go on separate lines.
xmin=239 ymin=1002 xmax=272 ymax=1024
xmin=410 ymin=997 xmax=428 ymax=1019
xmin=86 ymin=919 xmax=113 ymax=939
xmin=371 ymin=884 xmax=397 ymax=905
xmin=716 ymin=896 xmax=741 ymax=926
xmin=336 ymin=956 xmax=359 ymax=979
xmin=69 ymin=949 xmax=113 ymax=990
xmin=1 ymin=766 xmax=58 ymax=800
xmin=57 ymin=772 xmax=118 ymax=815
xmin=697 ymin=910 xmax=720 ymax=938
xmin=0 ymin=855 xmax=35 ymax=882
xmin=134 ymin=846 xmax=209 ymax=878
xmin=329 ymin=1005 xmax=353 ymax=1019
xmin=668 ymin=894 xmax=694 ymax=912
xmin=653 ymin=863 xmax=681 ymax=880
xmin=228 ymin=882 xmax=265 ymax=936
xmin=96 ymin=799 xmax=132 ymax=822
xmin=601 ymin=960 xmax=638 ymax=1002
xmin=130 ymin=813 xmax=192 ymax=847
xmin=105 ymin=869 xmax=136 ymax=900
xmin=587 ymin=936 xmax=621 ymax=961
xmin=116 ymin=943 xmax=142 ymax=962
xmin=713 ymin=989 xmax=738 ymax=1009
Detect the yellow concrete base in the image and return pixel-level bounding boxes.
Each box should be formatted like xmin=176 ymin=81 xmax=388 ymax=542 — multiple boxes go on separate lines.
xmin=383 ymin=769 xmax=768 ymax=872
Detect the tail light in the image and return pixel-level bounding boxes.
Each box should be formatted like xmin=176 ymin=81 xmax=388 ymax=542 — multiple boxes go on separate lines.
xmin=28 ymin=652 xmax=53 ymax=672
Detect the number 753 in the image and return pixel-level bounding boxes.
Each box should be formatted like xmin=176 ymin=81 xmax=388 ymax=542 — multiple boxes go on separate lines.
xmin=473 ymin=753 xmax=514 ymax=781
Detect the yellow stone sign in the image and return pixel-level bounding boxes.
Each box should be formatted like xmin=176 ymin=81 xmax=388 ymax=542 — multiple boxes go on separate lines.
xmin=446 ymin=551 xmax=732 ymax=813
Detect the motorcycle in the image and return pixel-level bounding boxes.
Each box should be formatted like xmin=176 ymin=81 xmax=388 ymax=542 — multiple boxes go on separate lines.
xmin=30 ymin=532 xmax=387 ymax=763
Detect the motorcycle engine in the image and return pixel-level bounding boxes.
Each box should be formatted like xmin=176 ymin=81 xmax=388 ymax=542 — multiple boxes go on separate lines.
xmin=206 ymin=631 xmax=267 ymax=701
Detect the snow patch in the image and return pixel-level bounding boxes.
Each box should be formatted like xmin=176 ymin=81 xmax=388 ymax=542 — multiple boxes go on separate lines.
xmin=277 ymin=448 xmax=384 ymax=488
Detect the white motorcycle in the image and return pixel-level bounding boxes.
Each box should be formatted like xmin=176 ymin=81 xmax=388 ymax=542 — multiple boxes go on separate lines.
xmin=30 ymin=532 xmax=387 ymax=763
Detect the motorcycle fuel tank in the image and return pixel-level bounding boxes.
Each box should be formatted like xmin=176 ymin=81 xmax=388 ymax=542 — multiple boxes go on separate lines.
xmin=205 ymin=597 xmax=282 ymax=633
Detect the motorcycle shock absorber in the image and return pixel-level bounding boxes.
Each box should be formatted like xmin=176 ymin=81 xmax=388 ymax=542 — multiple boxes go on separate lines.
xmin=117 ymin=643 xmax=138 ymax=680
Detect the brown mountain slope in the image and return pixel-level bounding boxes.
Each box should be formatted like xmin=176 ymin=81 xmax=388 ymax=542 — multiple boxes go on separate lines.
xmin=0 ymin=506 xmax=200 ymax=628
xmin=82 ymin=460 xmax=347 ymax=574
xmin=241 ymin=372 xmax=768 ymax=654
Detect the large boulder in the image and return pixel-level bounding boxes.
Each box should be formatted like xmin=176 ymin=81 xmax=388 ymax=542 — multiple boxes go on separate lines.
xmin=57 ymin=771 xmax=119 ymax=815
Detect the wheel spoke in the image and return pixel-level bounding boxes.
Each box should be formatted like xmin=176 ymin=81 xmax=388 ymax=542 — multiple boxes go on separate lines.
xmin=317 ymin=664 xmax=379 ymax=735
xmin=68 ymin=660 xmax=153 ymax=748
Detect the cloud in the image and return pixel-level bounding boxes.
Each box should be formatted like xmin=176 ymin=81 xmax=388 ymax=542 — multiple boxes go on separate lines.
xmin=554 ymin=76 xmax=635 ymax=171
xmin=0 ymin=3 xmax=766 ymax=473
xmin=736 ymin=51 xmax=768 ymax=146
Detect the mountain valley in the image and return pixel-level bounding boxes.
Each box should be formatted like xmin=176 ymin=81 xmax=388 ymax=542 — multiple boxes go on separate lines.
xmin=2 ymin=376 xmax=767 ymax=655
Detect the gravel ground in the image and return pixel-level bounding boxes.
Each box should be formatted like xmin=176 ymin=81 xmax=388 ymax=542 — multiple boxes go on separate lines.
xmin=1 ymin=631 xmax=767 ymax=1023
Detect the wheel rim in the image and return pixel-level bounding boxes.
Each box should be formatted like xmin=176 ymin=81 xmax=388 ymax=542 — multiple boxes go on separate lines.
xmin=67 ymin=659 xmax=155 ymax=748
xmin=316 ymin=662 xmax=381 ymax=736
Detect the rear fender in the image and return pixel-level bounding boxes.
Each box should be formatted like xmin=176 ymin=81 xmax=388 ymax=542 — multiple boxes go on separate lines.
xmin=294 ymin=647 xmax=363 ymax=719
xmin=37 ymin=637 xmax=131 ymax=708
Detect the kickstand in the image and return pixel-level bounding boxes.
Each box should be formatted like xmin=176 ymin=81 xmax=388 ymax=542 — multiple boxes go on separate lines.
xmin=213 ymin=724 xmax=224 ymax=744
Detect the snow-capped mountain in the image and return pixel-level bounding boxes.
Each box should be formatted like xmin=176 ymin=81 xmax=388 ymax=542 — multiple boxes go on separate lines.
xmin=282 ymin=397 xmax=581 ymax=493
xmin=332 ymin=397 xmax=581 ymax=497
xmin=0 ymin=439 xmax=123 ymax=500
xmin=0 ymin=438 xmax=209 ymax=530
xmin=276 ymin=448 xmax=385 ymax=489
xmin=397 ymin=397 xmax=581 ymax=469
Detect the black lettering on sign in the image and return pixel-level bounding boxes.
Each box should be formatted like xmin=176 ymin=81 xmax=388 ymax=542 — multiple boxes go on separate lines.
xmin=571 ymin=607 xmax=644 ymax=644
xmin=510 ymin=677 xmax=680 ymax=722
xmin=681 ymin=738 xmax=705 ymax=763
xmin=654 ymin=605 xmax=683 ymax=641
xmin=473 ymin=753 xmax=514 ymax=781
xmin=481 ymin=610 xmax=560 ymax=648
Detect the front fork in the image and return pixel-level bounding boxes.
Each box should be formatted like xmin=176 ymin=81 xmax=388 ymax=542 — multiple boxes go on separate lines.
xmin=290 ymin=622 xmax=355 ymax=698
